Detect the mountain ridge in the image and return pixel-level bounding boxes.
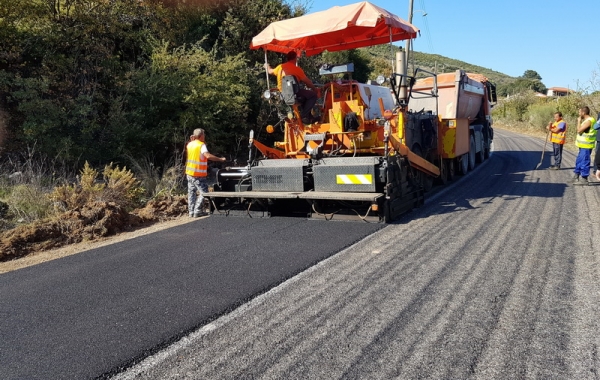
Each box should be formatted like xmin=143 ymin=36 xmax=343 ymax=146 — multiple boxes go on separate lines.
xmin=362 ymin=45 xmax=516 ymax=86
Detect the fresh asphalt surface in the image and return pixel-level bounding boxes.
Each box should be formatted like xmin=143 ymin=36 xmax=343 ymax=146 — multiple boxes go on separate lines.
xmin=3 ymin=129 xmax=600 ymax=379
xmin=0 ymin=217 xmax=382 ymax=379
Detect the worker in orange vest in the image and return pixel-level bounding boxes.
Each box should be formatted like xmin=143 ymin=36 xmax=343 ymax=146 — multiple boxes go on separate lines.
xmin=185 ymin=128 xmax=226 ymax=217
xmin=546 ymin=111 xmax=567 ymax=170
xmin=264 ymin=50 xmax=319 ymax=125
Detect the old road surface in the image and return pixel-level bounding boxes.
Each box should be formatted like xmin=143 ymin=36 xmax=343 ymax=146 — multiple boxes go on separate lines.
xmin=1 ymin=129 xmax=600 ymax=380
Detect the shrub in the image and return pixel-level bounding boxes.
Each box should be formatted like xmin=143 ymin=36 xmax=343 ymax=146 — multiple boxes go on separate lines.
xmin=127 ymin=153 xmax=186 ymax=201
xmin=50 ymin=161 xmax=145 ymax=211
xmin=6 ymin=184 xmax=54 ymax=223
xmin=525 ymin=103 xmax=557 ymax=132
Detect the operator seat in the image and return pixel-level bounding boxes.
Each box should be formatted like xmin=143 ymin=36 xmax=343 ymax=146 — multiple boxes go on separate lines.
xmin=281 ymin=74 xmax=301 ymax=105
xmin=281 ymin=74 xmax=318 ymax=125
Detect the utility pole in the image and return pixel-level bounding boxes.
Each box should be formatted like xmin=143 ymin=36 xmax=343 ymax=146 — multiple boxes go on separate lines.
xmin=397 ymin=0 xmax=414 ymax=105
xmin=405 ymin=0 xmax=414 ymax=68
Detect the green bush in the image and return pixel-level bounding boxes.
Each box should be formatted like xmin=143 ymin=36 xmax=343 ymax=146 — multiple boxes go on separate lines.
xmin=525 ymin=103 xmax=557 ymax=132
xmin=127 ymin=154 xmax=186 ymax=200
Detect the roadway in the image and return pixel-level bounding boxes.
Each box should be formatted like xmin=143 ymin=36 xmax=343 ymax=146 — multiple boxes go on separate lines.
xmin=2 ymin=129 xmax=600 ymax=379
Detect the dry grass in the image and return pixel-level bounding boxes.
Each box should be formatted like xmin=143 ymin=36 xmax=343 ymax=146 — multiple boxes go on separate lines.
xmin=0 ymin=157 xmax=188 ymax=262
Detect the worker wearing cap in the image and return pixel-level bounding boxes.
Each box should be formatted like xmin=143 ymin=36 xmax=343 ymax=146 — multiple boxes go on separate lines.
xmin=546 ymin=111 xmax=567 ymax=170
xmin=573 ymin=106 xmax=596 ymax=185
xmin=264 ymin=51 xmax=319 ymax=125
xmin=185 ymin=128 xmax=226 ymax=217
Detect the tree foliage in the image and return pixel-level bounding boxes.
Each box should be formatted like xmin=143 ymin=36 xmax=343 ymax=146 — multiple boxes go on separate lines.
xmin=1 ymin=0 xmax=562 ymax=174
xmin=522 ymin=70 xmax=542 ymax=80
xmin=0 ymin=0 xmax=303 ymax=168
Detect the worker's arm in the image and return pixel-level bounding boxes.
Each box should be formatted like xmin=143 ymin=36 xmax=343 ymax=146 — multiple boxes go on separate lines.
xmin=549 ymin=121 xmax=565 ymax=133
xmin=203 ymin=152 xmax=226 ymax=162
xmin=298 ymin=72 xmax=317 ymax=92
xmin=302 ymin=78 xmax=317 ymax=93
xmin=577 ymin=117 xmax=592 ymax=133
xmin=264 ymin=63 xmax=275 ymax=75
xmin=596 ymin=145 xmax=600 ymax=180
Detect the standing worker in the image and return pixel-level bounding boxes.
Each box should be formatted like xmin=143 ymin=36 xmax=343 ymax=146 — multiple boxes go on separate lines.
xmin=264 ymin=51 xmax=319 ymax=125
xmin=573 ymin=106 xmax=597 ymax=185
xmin=185 ymin=128 xmax=226 ymax=217
xmin=546 ymin=111 xmax=567 ymax=169
xmin=594 ymin=113 xmax=600 ymax=181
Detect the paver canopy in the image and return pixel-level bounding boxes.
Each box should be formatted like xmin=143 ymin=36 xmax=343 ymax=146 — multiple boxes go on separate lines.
xmin=250 ymin=1 xmax=418 ymax=56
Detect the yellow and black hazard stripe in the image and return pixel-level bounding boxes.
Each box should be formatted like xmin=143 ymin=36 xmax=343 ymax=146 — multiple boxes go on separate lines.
xmin=336 ymin=174 xmax=373 ymax=185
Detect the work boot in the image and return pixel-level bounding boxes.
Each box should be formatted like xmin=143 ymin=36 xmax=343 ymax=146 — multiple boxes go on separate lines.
xmin=548 ymin=165 xmax=559 ymax=170
xmin=572 ymin=174 xmax=580 ymax=184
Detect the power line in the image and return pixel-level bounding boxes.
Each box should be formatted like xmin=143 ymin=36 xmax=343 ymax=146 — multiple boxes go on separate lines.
xmin=418 ymin=0 xmax=434 ymax=53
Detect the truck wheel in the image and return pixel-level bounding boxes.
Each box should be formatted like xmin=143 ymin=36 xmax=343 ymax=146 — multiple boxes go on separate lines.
xmin=411 ymin=145 xmax=433 ymax=192
xmin=436 ymin=159 xmax=448 ymax=185
xmin=447 ymin=159 xmax=455 ymax=181
xmin=459 ymin=155 xmax=469 ymax=175
xmin=468 ymin=135 xmax=476 ymax=170
xmin=476 ymin=143 xmax=485 ymax=163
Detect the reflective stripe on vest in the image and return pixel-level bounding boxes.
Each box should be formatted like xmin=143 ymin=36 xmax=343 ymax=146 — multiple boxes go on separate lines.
xmin=185 ymin=140 xmax=208 ymax=177
xmin=550 ymin=120 xmax=566 ymax=144
xmin=576 ymin=117 xmax=597 ymax=149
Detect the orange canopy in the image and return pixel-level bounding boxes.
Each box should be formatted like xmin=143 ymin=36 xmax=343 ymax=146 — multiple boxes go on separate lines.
xmin=250 ymin=1 xmax=419 ymax=56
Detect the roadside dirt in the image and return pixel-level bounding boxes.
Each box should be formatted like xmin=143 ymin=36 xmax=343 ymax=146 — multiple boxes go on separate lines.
xmin=0 ymin=195 xmax=201 ymax=274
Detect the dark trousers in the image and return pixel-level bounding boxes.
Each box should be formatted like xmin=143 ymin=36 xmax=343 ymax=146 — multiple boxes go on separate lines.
xmin=296 ymin=89 xmax=317 ymax=119
xmin=552 ymin=143 xmax=563 ymax=167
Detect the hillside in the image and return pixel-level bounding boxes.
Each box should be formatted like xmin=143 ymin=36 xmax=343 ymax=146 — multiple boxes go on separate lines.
xmin=362 ymin=44 xmax=516 ymax=86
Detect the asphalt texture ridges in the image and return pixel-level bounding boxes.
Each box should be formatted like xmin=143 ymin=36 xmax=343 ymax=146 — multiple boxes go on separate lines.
xmin=0 ymin=217 xmax=383 ymax=380
xmin=114 ymin=129 xmax=600 ymax=379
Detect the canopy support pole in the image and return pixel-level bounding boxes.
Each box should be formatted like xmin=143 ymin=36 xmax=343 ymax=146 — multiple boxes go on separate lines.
xmin=389 ymin=26 xmax=395 ymax=74
xmin=264 ymin=49 xmax=270 ymax=90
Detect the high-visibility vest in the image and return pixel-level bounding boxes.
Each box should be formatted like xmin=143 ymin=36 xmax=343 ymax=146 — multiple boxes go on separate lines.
xmin=550 ymin=120 xmax=566 ymax=144
xmin=576 ymin=117 xmax=597 ymax=149
xmin=185 ymin=140 xmax=208 ymax=177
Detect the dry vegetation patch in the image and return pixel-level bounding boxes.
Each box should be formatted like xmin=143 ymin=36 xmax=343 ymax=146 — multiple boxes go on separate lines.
xmin=0 ymin=195 xmax=188 ymax=262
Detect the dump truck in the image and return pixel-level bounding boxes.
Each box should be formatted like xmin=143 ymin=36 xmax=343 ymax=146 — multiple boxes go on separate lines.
xmin=405 ymin=69 xmax=497 ymax=185
xmin=204 ymin=1 xmax=497 ymax=222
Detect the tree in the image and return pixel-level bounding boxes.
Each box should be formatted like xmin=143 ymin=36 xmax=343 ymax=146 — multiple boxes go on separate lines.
xmin=522 ymin=70 xmax=542 ymax=81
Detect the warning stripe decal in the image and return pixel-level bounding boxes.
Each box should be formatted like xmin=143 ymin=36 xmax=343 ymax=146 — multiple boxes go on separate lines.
xmin=336 ymin=174 xmax=373 ymax=185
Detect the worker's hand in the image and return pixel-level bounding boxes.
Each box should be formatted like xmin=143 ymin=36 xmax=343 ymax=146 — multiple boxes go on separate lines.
xmin=221 ymin=157 xmax=226 ymax=162
xmin=263 ymin=63 xmax=270 ymax=70
xmin=596 ymin=169 xmax=600 ymax=181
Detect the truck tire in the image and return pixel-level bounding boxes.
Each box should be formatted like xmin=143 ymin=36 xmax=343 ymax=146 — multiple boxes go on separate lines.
xmin=459 ymin=155 xmax=468 ymax=175
xmin=476 ymin=143 xmax=485 ymax=163
xmin=484 ymin=139 xmax=491 ymax=159
xmin=468 ymin=134 xmax=476 ymax=170
xmin=447 ymin=159 xmax=455 ymax=181
xmin=411 ymin=145 xmax=433 ymax=192
xmin=436 ymin=159 xmax=448 ymax=185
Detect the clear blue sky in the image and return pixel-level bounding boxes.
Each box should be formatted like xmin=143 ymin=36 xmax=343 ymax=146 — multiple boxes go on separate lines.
xmin=307 ymin=0 xmax=600 ymax=91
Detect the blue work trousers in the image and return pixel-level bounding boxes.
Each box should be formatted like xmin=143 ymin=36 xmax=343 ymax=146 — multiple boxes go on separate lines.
xmin=574 ymin=148 xmax=592 ymax=177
